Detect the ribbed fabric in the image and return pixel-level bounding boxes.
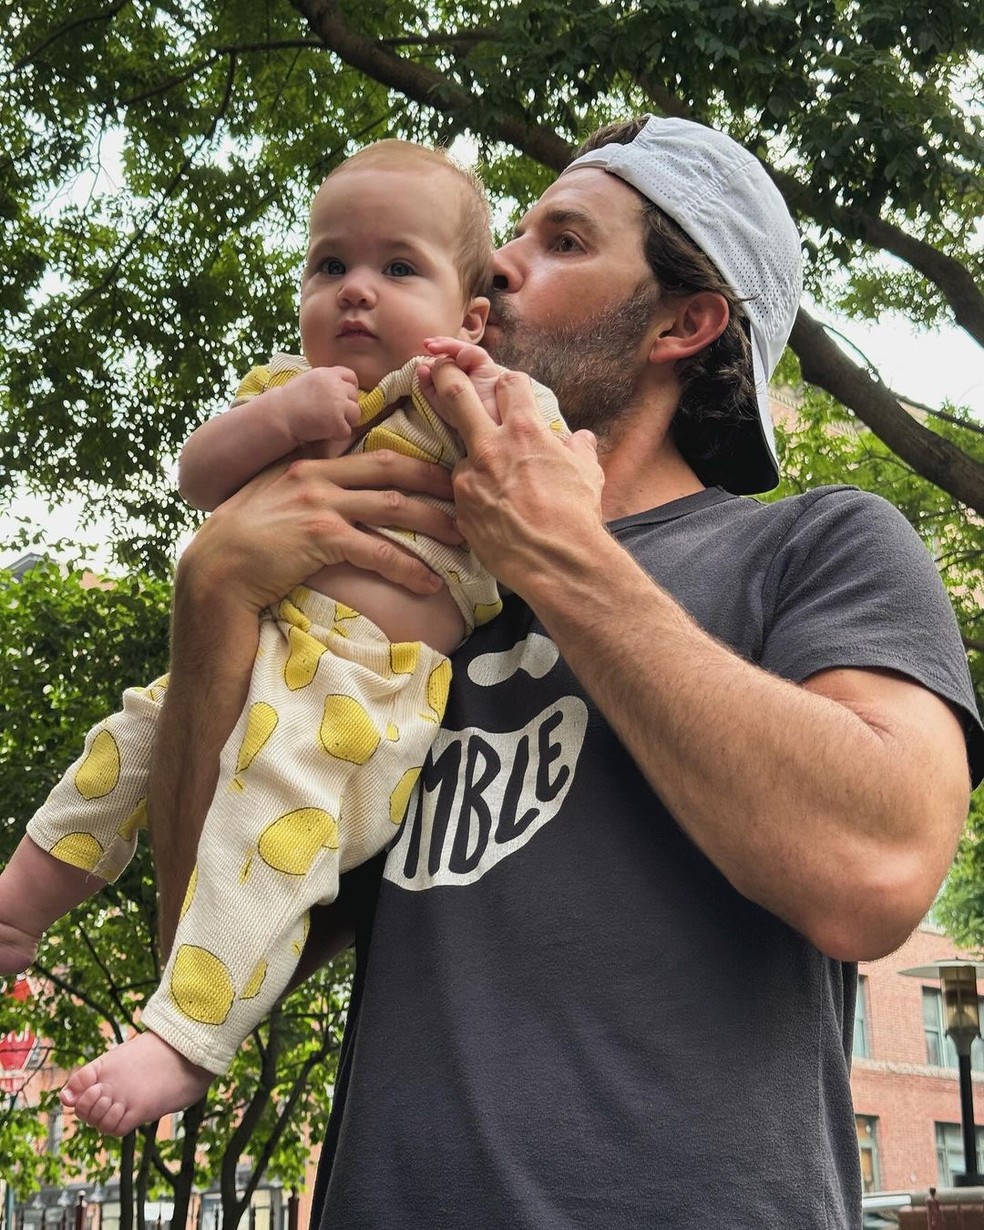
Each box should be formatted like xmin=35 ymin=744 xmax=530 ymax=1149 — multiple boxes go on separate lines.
xmin=26 ymin=676 xmax=169 ymax=880
xmin=141 ymin=589 xmax=449 ymax=1073
xmin=236 ymin=355 xmax=567 ymax=631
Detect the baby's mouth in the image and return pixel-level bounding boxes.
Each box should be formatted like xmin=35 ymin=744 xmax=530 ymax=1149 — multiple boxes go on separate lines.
xmin=339 ymin=321 xmax=376 ymax=339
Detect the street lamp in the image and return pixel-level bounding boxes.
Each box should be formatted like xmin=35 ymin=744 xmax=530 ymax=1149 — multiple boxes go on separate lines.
xmin=901 ymin=959 xmax=984 ymax=1186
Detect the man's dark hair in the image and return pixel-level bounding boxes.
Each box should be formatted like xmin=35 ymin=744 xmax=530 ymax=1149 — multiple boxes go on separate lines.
xmin=573 ymin=118 xmax=758 ymax=487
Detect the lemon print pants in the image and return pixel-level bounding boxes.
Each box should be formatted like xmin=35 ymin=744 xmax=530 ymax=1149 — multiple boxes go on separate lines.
xmin=28 ymin=588 xmax=450 ymax=1075
xmin=25 ymin=676 xmax=168 ymax=880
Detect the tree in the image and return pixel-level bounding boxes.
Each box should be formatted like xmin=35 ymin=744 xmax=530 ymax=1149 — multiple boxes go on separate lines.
xmin=1 ymin=0 xmax=981 ymax=567
xmin=0 ymin=560 xmax=350 ymax=1224
xmin=2 ymin=0 xmax=983 ymax=1188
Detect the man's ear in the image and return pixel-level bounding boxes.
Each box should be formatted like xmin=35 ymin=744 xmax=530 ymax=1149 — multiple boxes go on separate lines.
xmin=459 ymin=296 xmax=490 ymax=343
xmin=648 ymin=292 xmax=729 ymax=366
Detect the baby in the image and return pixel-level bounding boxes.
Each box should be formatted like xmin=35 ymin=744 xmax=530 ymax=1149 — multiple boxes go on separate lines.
xmin=0 ymin=139 xmax=565 ymax=1135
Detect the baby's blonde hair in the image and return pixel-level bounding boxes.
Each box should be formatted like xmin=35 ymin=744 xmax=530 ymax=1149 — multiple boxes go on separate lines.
xmin=324 ymin=140 xmax=493 ymax=301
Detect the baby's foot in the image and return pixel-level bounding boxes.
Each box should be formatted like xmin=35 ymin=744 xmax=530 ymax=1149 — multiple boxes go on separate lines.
xmin=60 ymin=1031 xmax=213 ymax=1136
xmin=0 ymin=920 xmax=42 ymax=975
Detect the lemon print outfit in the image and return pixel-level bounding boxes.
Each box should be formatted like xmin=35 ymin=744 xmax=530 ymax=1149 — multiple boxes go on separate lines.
xmin=26 ymin=355 xmax=566 ymax=1074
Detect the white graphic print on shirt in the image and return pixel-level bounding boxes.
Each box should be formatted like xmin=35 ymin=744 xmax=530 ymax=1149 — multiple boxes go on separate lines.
xmin=384 ymin=632 xmax=586 ymax=890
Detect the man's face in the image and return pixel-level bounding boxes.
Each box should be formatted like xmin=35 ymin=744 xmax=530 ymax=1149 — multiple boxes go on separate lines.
xmin=299 ymin=164 xmax=485 ymax=389
xmin=486 ymin=169 xmax=662 ymax=435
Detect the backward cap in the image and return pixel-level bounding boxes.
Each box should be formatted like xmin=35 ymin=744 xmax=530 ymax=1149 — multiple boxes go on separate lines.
xmin=562 ymin=115 xmax=803 ymax=494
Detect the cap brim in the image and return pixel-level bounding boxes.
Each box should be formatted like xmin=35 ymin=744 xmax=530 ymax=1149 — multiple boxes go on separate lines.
xmin=745 ymin=337 xmax=780 ymax=494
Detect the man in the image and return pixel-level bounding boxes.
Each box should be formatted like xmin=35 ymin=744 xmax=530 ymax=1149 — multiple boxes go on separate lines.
xmin=152 ymin=117 xmax=981 ymax=1227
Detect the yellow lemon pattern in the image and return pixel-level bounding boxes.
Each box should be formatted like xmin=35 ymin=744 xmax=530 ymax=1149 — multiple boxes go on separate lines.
xmin=320 ymin=695 xmax=381 ymax=764
xmin=258 ymin=808 xmax=339 ymax=875
xmin=171 ymin=945 xmax=235 ymax=1025
xmin=32 ymin=356 xmax=567 ymax=1074
xmin=236 ymin=702 xmax=279 ymax=773
xmin=74 ymin=729 xmax=121 ymax=800
xmin=391 ymin=641 xmax=420 ymax=676
xmin=284 ymin=626 xmax=328 ymax=691
xmin=117 ymin=798 xmax=148 ymax=842
xmin=426 ymin=659 xmax=453 ymax=722
xmin=390 ymin=767 xmax=423 ymax=825
xmin=474 ymin=600 xmax=504 ymax=627
xmin=242 ymin=959 xmax=267 ymax=1000
xmin=49 ymin=832 xmax=104 ymax=872
xmin=180 ymin=865 xmax=198 ymax=920
xmin=278 ymin=590 xmax=311 ymax=630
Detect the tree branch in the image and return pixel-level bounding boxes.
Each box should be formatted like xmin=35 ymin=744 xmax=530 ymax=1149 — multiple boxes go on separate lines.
xmin=53 ymin=51 xmax=239 ymax=330
xmin=772 ymin=168 xmax=984 ymax=349
xmin=288 ymin=0 xmax=572 ymax=169
xmin=790 ymin=305 xmax=984 ymax=515
xmin=119 ymin=41 xmax=323 ymax=107
xmin=7 ymin=0 xmax=132 ymax=76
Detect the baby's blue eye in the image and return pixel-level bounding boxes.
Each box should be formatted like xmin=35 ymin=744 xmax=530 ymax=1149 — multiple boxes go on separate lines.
xmin=386 ymin=260 xmax=414 ymax=277
xmin=320 ymin=257 xmax=345 ymax=275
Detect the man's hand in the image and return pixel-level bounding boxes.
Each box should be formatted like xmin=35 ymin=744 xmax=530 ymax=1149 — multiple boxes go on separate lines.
xmin=424 ymin=355 xmax=604 ymax=596
xmin=182 ymin=449 xmax=462 ymax=617
xmin=419 ymin=337 xmax=504 ymax=424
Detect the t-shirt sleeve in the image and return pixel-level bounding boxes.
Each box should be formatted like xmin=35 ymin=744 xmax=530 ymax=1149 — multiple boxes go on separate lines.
xmin=760 ymin=487 xmax=984 ymax=783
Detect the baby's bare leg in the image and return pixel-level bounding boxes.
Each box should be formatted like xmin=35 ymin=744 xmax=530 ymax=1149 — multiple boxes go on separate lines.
xmin=60 ymin=1031 xmax=212 ymax=1137
xmin=0 ymin=837 xmax=106 ymax=974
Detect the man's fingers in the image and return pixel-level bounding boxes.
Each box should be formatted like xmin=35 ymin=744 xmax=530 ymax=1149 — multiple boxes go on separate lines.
xmin=294 ymin=450 xmax=455 ymax=502
xmin=428 ymin=356 xmax=498 ymax=450
xmin=565 ymin=428 xmax=598 ymax=458
xmin=327 ymin=524 xmax=446 ymax=595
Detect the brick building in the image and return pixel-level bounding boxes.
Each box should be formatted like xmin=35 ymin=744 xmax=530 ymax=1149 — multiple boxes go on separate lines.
xmin=853 ymin=924 xmax=984 ymax=1193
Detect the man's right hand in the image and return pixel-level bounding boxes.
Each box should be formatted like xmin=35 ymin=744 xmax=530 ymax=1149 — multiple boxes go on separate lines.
xmin=180 ymin=449 xmax=463 ymax=617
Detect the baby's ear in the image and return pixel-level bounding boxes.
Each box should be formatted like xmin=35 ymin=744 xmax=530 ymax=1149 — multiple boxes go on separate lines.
xmin=459 ymin=296 xmax=490 ymax=343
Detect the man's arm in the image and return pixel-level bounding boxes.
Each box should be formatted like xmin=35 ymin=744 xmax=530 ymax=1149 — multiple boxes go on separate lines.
xmin=149 ymin=449 xmax=461 ymax=951
xmin=429 ymin=366 xmax=972 ymax=963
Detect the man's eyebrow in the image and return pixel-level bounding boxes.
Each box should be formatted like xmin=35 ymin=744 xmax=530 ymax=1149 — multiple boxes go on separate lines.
xmin=513 ymin=205 xmax=601 ymax=240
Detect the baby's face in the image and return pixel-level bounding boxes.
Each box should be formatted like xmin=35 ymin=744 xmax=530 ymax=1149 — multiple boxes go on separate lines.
xmin=299 ymin=163 xmax=487 ymax=389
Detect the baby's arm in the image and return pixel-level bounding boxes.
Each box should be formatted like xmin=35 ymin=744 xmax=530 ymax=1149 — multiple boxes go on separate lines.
xmin=420 ymin=338 xmax=504 ymax=425
xmin=179 ymin=367 xmax=362 ymax=510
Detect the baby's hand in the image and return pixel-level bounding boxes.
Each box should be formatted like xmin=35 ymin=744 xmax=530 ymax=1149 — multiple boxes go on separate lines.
xmin=282 ymin=366 xmax=361 ymax=446
xmin=419 ymin=338 xmax=503 ymax=425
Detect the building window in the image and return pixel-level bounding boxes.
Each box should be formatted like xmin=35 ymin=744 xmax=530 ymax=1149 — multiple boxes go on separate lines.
xmin=856 ymin=1115 xmax=881 ymax=1193
xmin=935 ymin=1121 xmax=984 ymax=1186
xmin=853 ymin=975 xmax=870 ymax=1058
xmin=923 ymin=989 xmax=984 ymax=1070
xmin=45 ymin=1109 xmax=64 ymax=1154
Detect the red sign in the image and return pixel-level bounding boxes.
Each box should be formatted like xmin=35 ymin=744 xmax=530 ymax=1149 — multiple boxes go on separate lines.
xmin=1 ymin=975 xmax=39 ymax=1072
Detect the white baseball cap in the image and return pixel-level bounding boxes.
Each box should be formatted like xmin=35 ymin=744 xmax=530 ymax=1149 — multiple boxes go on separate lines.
xmin=562 ymin=115 xmax=803 ymax=494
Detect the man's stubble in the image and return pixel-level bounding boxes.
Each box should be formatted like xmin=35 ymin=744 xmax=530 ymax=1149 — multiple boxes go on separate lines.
xmin=487 ymin=281 xmax=664 ymax=441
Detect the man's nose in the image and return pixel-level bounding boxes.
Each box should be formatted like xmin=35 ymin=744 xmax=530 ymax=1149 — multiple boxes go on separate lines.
xmin=490 ymin=245 xmax=519 ymax=292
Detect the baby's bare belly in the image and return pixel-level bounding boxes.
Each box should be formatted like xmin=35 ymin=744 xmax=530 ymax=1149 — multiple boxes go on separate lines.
xmin=304 ymin=560 xmax=465 ymax=656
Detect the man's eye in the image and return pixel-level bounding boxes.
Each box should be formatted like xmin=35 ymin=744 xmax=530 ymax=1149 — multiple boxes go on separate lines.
xmin=319 ymin=258 xmax=345 ymax=275
xmin=386 ymin=260 xmax=415 ymax=277
xmin=555 ymin=234 xmax=581 ymax=253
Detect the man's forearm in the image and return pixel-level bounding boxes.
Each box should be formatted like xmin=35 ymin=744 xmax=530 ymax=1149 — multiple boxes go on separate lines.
xmin=521 ymin=532 xmax=969 ymax=962
xmin=148 ymin=553 xmax=260 ymax=952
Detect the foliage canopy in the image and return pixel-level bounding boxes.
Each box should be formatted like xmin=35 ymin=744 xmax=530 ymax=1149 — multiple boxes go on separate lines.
xmin=1 ymin=0 xmax=984 ymax=1205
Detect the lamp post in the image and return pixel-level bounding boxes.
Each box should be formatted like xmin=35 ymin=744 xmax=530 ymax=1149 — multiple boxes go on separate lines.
xmin=901 ymin=960 xmax=984 ymax=1186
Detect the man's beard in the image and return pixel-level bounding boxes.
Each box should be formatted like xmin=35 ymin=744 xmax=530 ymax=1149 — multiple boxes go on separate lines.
xmin=487 ymin=281 xmax=663 ymax=439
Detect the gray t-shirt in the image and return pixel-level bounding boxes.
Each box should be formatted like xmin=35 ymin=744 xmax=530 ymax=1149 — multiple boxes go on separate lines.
xmin=314 ymin=486 xmax=983 ymax=1229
